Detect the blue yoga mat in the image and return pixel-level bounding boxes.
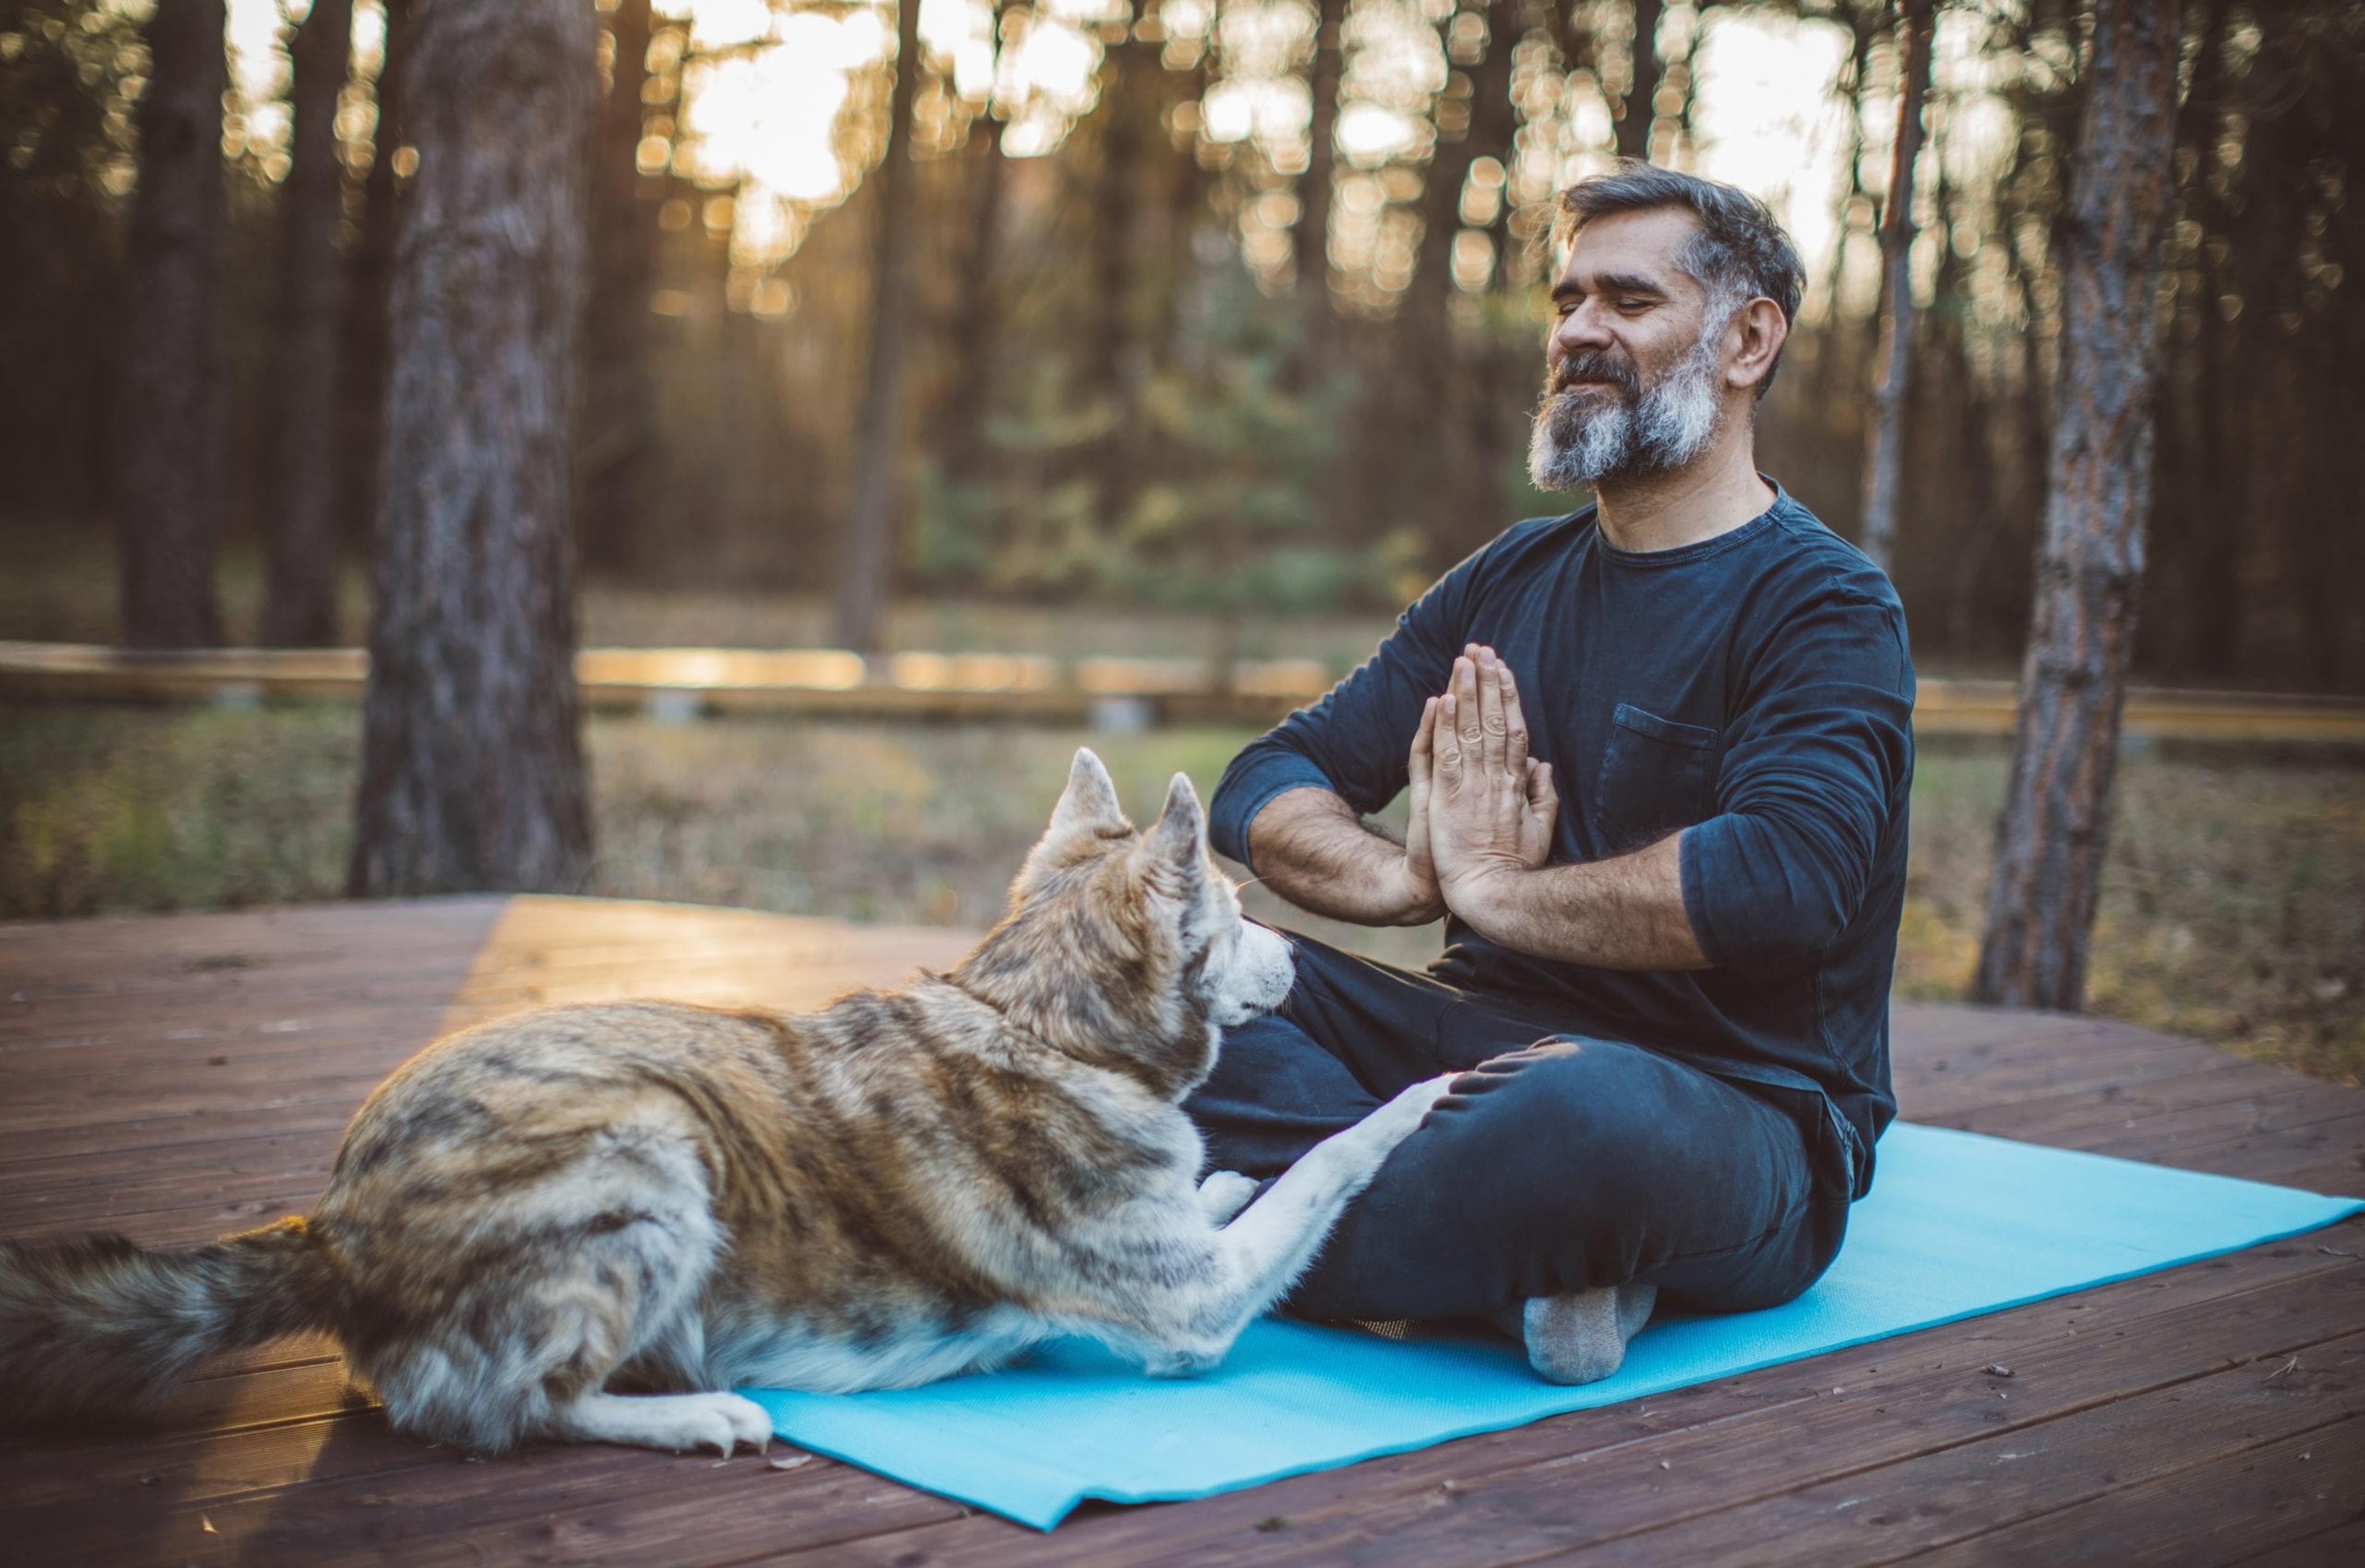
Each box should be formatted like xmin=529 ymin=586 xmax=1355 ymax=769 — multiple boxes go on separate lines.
xmin=741 ymin=1121 xmax=2361 ymax=1529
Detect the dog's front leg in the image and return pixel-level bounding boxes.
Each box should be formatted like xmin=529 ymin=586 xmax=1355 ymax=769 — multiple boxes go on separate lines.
xmin=1210 ymin=1073 xmax=1452 ymax=1311
xmin=1123 ymin=1074 xmax=1453 ymax=1375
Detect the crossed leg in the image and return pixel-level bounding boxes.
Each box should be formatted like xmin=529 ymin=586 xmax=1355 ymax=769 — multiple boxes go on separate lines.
xmin=1184 ymin=934 xmax=1850 ymax=1335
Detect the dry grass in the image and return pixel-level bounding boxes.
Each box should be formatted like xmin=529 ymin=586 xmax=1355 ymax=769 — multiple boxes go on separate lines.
xmin=3 ymin=703 xmax=2358 ymax=1086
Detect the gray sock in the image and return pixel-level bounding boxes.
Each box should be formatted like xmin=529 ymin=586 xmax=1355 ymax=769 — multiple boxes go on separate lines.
xmin=1497 ymin=1283 xmax=1657 ymax=1385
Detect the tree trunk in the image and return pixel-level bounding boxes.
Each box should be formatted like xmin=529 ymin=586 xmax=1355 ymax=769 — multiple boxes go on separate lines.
xmin=1295 ymin=0 xmax=1344 ymax=292
xmin=833 ymin=0 xmax=924 ymax=655
xmin=939 ymin=39 xmax=1009 ymax=485
xmin=1970 ymin=0 xmax=2184 ymax=1011
xmin=1087 ymin=26 xmax=1166 ymax=529
xmin=349 ymin=0 xmax=597 ymax=897
xmin=338 ymin=0 xmax=411 ymax=564
xmin=1285 ymin=0 xmax=1345 ymax=382
xmin=263 ymin=0 xmax=356 ymax=647
xmin=1855 ymin=0 xmax=1932 ymax=574
xmin=114 ymin=0 xmax=227 ymax=649
xmin=1810 ymin=6 xmax=1878 ymax=405
xmin=2170 ymin=0 xmax=2236 ymax=676
xmin=1615 ymin=0 xmax=1661 ymax=163
xmin=580 ymin=0 xmax=658 ymax=575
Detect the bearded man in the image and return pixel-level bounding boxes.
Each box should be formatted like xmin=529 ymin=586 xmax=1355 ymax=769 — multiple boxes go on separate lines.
xmin=1187 ymin=164 xmax=1915 ymax=1383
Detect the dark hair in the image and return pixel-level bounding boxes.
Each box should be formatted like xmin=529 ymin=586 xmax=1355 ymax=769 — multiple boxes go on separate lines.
xmin=1554 ymin=162 xmax=1805 ymax=394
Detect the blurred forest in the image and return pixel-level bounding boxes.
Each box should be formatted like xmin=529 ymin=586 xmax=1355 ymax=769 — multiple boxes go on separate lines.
xmin=2 ymin=0 xmax=2361 ymax=685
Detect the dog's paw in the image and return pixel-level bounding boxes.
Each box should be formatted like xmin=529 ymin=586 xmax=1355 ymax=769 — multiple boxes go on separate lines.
xmin=1142 ymin=1343 xmax=1224 ymax=1378
xmin=554 ymin=1391 xmax=774 ymax=1457
xmin=1199 ymin=1170 xmax=1259 ymax=1225
xmin=1362 ymin=1073 xmax=1457 ymax=1144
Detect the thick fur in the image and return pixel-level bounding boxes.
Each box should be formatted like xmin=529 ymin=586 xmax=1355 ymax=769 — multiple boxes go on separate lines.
xmin=0 ymin=751 xmax=1448 ymax=1455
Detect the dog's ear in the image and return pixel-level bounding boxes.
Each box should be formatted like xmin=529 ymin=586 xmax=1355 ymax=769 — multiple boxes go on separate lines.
xmin=1136 ymin=772 xmax=1207 ymax=891
xmin=1047 ymin=748 xmax=1128 ymax=839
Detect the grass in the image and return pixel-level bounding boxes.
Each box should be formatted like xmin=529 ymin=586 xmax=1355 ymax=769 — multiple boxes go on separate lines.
xmin=2 ymin=703 xmax=2358 ymax=1087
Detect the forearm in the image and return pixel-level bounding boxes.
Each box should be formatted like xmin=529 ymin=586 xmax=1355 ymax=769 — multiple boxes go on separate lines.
xmin=1247 ymin=787 xmax=1442 ymax=927
xmin=1447 ymin=833 xmax=1709 ymax=971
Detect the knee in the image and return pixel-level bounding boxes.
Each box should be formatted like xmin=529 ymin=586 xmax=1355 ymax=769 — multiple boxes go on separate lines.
xmin=1453 ymin=1042 xmax=1691 ymax=1220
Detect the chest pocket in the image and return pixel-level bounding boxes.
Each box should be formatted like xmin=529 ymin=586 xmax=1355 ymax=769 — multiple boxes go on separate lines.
xmin=1593 ymin=703 xmax=1721 ymax=851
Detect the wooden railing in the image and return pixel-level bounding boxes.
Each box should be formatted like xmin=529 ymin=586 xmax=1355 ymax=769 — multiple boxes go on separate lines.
xmin=3 ymin=639 xmax=2361 ymax=742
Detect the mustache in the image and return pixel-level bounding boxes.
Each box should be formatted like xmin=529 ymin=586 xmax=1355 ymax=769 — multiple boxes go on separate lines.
xmin=1550 ymin=352 xmax=1642 ymax=398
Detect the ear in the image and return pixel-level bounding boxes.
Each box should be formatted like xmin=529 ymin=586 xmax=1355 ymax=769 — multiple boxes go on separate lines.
xmin=1047 ymin=748 xmax=1128 ymax=838
xmin=1726 ymin=295 xmax=1787 ymax=395
xmin=1136 ymin=772 xmax=1207 ymax=887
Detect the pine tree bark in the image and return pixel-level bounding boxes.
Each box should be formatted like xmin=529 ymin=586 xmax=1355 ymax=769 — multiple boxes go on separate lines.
xmin=349 ymin=0 xmax=596 ymax=897
xmin=833 ymin=0 xmax=923 ymax=655
xmin=114 ymin=0 xmax=227 ymax=649
xmin=580 ymin=0 xmax=658 ymax=574
xmin=1614 ymin=0 xmax=1660 ymax=163
xmin=939 ymin=104 xmax=1008 ymax=485
xmin=1856 ymin=0 xmax=1933 ymax=574
xmin=1294 ymin=0 xmax=1345 ymax=294
xmin=263 ymin=0 xmax=356 ymax=647
xmin=338 ymin=0 xmax=410 ymax=563
xmin=1278 ymin=0 xmax=1345 ymax=386
xmin=1086 ymin=26 xmax=1162 ymax=527
xmin=1970 ymin=0 xmax=2185 ymax=1011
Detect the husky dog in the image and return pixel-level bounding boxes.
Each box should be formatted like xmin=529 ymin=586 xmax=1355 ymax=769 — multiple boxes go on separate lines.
xmin=0 ymin=750 xmax=1450 ymax=1457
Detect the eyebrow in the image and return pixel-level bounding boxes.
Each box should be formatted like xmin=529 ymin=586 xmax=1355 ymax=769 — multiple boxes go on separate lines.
xmin=1551 ymin=270 xmax=1671 ymax=304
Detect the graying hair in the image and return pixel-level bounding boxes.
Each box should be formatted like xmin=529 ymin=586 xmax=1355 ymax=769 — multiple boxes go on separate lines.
xmin=1553 ymin=162 xmax=1805 ymax=395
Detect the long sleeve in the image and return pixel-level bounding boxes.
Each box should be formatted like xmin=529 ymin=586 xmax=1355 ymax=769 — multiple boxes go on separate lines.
xmin=1678 ymin=588 xmax=1914 ymax=969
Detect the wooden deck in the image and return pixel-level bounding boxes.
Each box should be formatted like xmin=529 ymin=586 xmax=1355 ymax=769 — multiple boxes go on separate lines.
xmin=2 ymin=895 xmax=2359 ymax=1566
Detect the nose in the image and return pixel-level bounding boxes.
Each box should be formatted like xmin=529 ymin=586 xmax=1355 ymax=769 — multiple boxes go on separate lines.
xmin=1548 ymin=299 xmax=1614 ymax=370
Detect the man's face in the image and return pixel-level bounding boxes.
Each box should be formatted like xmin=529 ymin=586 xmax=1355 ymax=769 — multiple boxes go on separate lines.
xmin=1529 ymin=206 xmax=1732 ymax=491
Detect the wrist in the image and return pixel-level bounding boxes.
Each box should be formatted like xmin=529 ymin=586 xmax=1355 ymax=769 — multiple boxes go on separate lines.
xmin=1439 ymin=857 xmax=1526 ymax=934
xmin=1386 ymin=853 xmax=1446 ymax=926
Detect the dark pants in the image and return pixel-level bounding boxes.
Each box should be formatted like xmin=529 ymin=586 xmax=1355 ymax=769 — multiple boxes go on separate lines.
xmin=1183 ymin=932 xmax=1853 ymax=1323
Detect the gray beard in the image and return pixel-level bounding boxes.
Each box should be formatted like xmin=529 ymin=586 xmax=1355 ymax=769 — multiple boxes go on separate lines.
xmin=1527 ymin=326 xmax=1728 ymax=491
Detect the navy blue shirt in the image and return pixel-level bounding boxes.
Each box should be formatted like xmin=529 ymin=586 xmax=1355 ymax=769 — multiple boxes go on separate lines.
xmin=1208 ymin=486 xmax=1914 ymax=1197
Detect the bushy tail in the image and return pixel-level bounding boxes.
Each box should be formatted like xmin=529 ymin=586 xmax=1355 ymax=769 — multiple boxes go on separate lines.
xmin=0 ymin=1218 xmax=339 ymax=1431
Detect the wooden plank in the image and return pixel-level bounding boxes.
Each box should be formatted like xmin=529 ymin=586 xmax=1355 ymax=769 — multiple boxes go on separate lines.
xmin=9 ymin=1433 xmax=965 ymax=1568
xmin=2156 ymin=1114 xmax=2365 ymax=1184
xmin=1506 ymin=1336 xmax=2364 ymax=1566
xmin=1891 ymin=1421 xmax=2364 ymax=1567
xmin=2235 ymin=1519 xmax=2365 ymax=1567
xmin=10 ymin=641 xmax=2361 ymax=740
xmin=1896 ymin=1033 xmax=2241 ymax=1123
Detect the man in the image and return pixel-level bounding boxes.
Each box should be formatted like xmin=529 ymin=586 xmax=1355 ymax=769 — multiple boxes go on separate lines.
xmin=1188 ymin=164 xmax=1915 ymax=1383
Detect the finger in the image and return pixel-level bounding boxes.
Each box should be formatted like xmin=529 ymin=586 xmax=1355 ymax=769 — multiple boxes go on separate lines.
xmin=1408 ymin=696 xmax=1436 ymax=787
xmin=1476 ymin=650 xmax=1508 ymax=775
xmin=1526 ymin=759 xmax=1557 ymax=823
xmin=1500 ymin=663 xmax=1530 ymax=777
xmin=1453 ymin=656 xmax=1482 ymax=751
xmin=1436 ymin=667 xmax=1468 ymax=775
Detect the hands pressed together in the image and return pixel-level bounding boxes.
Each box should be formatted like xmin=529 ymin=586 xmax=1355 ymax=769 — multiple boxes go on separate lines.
xmin=1394 ymin=644 xmax=1559 ymax=925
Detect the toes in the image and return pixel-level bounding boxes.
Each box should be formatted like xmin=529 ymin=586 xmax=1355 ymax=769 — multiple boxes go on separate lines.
xmin=1199 ymin=1171 xmax=1258 ymax=1223
xmin=693 ymin=1411 xmax=738 ymax=1455
xmin=723 ymin=1394 xmax=774 ymax=1453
